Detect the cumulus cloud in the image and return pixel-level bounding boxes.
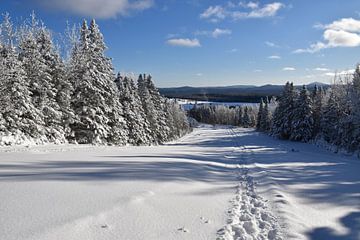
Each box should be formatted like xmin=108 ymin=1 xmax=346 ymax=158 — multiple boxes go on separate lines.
xmin=282 ymin=67 xmax=296 ymax=71
xmin=34 ymin=0 xmax=153 ymax=19
xmin=268 ymin=55 xmax=281 ymax=59
xmin=166 ymin=38 xmax=201 ymax=47
xmin=200 ymin=2 xmax=284 ymax=22
xmin=294 ymin=18 xmax=360 ymax=53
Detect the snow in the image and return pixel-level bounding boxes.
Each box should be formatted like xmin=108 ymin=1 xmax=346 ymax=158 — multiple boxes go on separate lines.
xmin=0 ymin=125 xmax=359 ymax=240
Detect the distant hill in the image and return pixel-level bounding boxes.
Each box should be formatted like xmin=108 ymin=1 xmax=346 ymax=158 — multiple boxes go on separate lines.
xmin=159 ymin=82 xmax=330 ymax=103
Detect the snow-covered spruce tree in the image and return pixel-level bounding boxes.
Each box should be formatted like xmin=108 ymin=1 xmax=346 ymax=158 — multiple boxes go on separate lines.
xmin=271 ymin=82 xmax=297 ymax=139
xmin=115 ymin=73 xmax=152 ymax=145
xmin=165 ymin=100 xmax=190 ymax=138
xmin=256 ymin=99 xmax=264 ymax=130
xmin=320 ymin=78 xmax=353 ymax=149
xmin=311 ymin=85 xmax=324 ymax=138
xmin=145 ymin=75 xmax=171 ymax=142
xmin=349 ymin=65 xmax=360 ymax=152
xmin=18 ymin=14 xmax=64 ymax=142
xmin=137 ymin=74 xmax=170 ymax=143
xmin=260 ymin=97 xmax=271 ymax=132
xmin=237 ymin=106 xmax=243 ymax=126
xmin=243 ymin=106 xmax=251 ymax=128
xmin=290 ymin=85 xmax=314 ymax=142
xmin=36 ymin=25 xmax=74 ymax=142
xmin=0 ymin=14 xmax=45 ymax=143
xmin=137 ymin=74 xmax=158 ymax=142
xmin=69 ymin=19 xmax=127 ymax=144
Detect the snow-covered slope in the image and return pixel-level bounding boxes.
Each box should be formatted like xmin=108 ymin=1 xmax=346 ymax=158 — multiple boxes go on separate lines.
xmin=0 ymin=125 xmax=359 ymax=240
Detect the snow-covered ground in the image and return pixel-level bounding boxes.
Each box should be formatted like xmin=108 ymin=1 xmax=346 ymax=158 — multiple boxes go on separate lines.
xmin=0 ymin=125 xmax=359 ymax=240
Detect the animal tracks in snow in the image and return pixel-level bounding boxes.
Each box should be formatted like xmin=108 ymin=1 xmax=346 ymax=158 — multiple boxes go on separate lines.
xmin=217 ymin=128 xmax=283 ymax=240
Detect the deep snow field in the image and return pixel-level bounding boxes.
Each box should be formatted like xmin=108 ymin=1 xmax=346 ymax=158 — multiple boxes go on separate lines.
xmin=0 ymin=125 xmax=359 ymax=240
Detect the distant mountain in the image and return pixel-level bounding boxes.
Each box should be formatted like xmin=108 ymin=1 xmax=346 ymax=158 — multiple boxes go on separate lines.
xmin=159 ymin=82 xmax=330 ymax=103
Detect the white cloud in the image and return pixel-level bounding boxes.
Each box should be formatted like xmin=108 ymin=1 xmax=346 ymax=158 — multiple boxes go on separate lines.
xmin=200 ymin=2 xmax=284 ymax=22
xmin=166 ymin=38 xmax=201 ymax=47
xmin=268 ymin=55 xmax=281 ymax=59
xmin=314 ymin=67 xmax=330 ymax=71
xmin=325 ymin=18 xmax=360 ymax=32
xmin=254 ymin=69 xmax=263 ymax=72
xmin=35 ymin=0 xmax=153 ymax=18
xmin=195 ymin=73 xmax=203 ymax=76
xmin=294 ymin=18 xmax=360 ymax=53
xmin=239 ymin=1 xmax=259 ymax=9
xmin=229 ymin=48 xmax=238 ymax=53
xmin=212 ymin=28 xmax=232 ymax=38
xmin=195 ymin=28 xmax=232 ymax=38
xmin=200 ymin=5 xmax=226 ymax=21
xmin=265 ymin=41 xmax=279 ymax=47
xmin=282 ymin=67 xmax=296 ymax=71
xmin=241 ymin=2 xmax=284 ymax=19
xmin=324 ymin=69 xmax=355 ymax=77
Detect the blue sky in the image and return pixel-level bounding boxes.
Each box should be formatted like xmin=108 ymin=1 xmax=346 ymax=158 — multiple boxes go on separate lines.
xmin=1 ymin=0 xmax=360 ymax=87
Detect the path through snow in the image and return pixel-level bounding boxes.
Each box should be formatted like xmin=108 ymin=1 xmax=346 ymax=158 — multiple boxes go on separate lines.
xmin=217 ymin=128 xmax=282 ymax=240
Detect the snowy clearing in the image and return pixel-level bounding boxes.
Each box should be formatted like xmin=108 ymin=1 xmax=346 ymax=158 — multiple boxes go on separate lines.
xmin=0 ymin=125 xmax=359 ymax=240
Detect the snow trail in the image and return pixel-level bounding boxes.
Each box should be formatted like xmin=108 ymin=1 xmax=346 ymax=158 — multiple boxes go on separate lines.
xmin=1 ymin=125 xmax=359 ymax=240
xmin=217 ymin=127 xmax=283 ymax=240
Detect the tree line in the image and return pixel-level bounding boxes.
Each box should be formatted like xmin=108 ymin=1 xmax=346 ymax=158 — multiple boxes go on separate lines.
xmin=189 ymin=104 xmax=258 ymax=127
xmin=257 ymin=69 xmax=360 ymax=154
xmin=0 ymin=13 xmax=190 ymax=145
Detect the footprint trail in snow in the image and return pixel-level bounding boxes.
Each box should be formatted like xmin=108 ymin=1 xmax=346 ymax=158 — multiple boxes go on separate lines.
xmin=217 ymin=128 xmax=283 ymax=240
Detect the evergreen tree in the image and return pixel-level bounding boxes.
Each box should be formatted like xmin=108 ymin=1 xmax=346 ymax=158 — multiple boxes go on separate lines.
xmin=290 ymin=85 xmax=314 ymax=142
xmin=145 ymin=75 xmax=170 ymax=142
xmin=348 ymin=65 xmax=360 ymax=151
xmin=321 ymin=90 xmax=341 ymax=145
xmin=311 ymin=85 xmax=324 ymax=138
xmin=260 ymin=97 xmax=271 ymax=132
xmin=69 ymin=19 xmax=127 ymax=144
xmin=271 ymin=82 xmax=297 ymax=139
xmin=0 ymin=14 xmax=44 ymax=142
xmin=256 ymin=99 xmax=264 ymax=130
xmin=243 ymin=106 xmax=251 ymax=128
xmin=237 ymin=106 xmax=243 ymax=126
xmin=115 ymin=74 xmax=152 ymax=145
xmin=137 ymin=74 xmax=158 ymax=142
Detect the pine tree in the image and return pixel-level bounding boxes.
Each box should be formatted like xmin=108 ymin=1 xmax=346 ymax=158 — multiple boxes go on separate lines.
xmin=237 ymin=106 xmax=243 ymax=126
xmin=35 ymin=26 xmax=71 ymax=143
xmin=69 ymin=19 xmax=127 ymax=144
xmin=137 ymin=74 xmax=158 ymax=142
xmin=0 ymin=14 xmax=44 ymax=142
xmin=115 ymin=74 xmax=152 ymax=145
xmin=349 ymin=65 xmax=360 ymax=151
xmin=146 ymin=75 xmax=170 ymax=142
xmin=260 ymin=97 xmax=271 ymax=132
xmin=290 ymin=85 xmax=314 ymax=142
xmin=243 ymin=106 xmax=251 ymax=128
xmin=321 ymin=87 xmax=343 ymax=146
xmin=311 ymin=85 xmax=324 ymax=138
xmin=256 ymin=99 xmax=264 ymax=130
xmin=271 ymin=82 xmax=297 ymax=139
xmin=137 ymin=74 xmax=170 ymax=143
